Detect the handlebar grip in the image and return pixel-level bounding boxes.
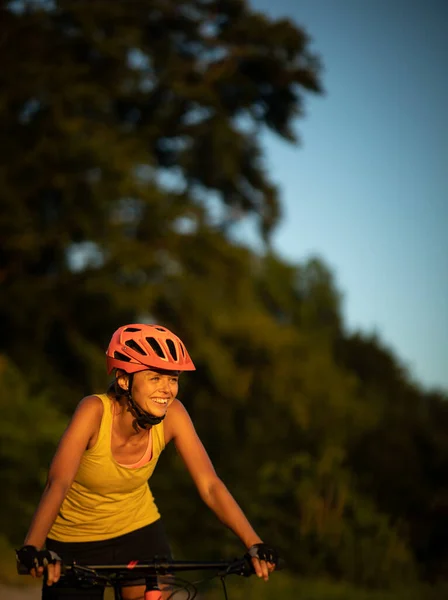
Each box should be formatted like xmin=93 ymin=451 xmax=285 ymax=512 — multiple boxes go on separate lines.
xmin=245 ymin=555 xmax=286 ymax=574
xmin=17 ymin=561 xmax=31 ymax=575
xmin=277 ymin=557 xmax=286 ymax=571
xmin=16 ymin=560 xmax=66 ymax=576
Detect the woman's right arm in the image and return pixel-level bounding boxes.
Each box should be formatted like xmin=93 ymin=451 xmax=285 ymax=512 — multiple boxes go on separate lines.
xmin=23 ymin=395 xmax=103 ymax=549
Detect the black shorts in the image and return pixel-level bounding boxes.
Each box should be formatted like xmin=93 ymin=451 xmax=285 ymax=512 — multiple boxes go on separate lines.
xmin=42 ymin=519 xmax=172 ymax=599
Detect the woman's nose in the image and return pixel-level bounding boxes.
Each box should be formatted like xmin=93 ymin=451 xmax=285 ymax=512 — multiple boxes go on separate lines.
xmin=158 ymin=378 xmax=170 ymax=392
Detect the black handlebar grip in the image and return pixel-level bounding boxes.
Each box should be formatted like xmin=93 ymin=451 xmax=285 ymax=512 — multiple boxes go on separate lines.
xmin=276 ymin=557 xmax=286 ymax=571
xmin=16 ymin=560 xmax=66 ymax=576
xmin=17 ymin=561 xmax=31 ymax=575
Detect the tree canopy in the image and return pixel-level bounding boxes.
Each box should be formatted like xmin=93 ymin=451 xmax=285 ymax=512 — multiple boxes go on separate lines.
xmin=0 ymin=0 xmax=322 ymax=396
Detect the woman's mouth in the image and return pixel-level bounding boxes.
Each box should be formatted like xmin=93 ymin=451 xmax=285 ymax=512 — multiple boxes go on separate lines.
xmin=152 ymin=398 xmax=168 ymax=406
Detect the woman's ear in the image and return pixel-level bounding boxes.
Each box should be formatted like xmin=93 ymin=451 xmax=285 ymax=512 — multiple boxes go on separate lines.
xmin=116 ymin=370 xmax=129 ymax=391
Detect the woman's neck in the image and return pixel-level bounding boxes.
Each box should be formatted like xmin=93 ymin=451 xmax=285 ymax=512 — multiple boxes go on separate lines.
xmin=113 ymin=397 xmax=150 ymax=440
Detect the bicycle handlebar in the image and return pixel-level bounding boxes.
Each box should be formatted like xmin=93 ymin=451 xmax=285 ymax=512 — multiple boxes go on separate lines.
xmin=17 ymin=556 xmax=260 ymax=578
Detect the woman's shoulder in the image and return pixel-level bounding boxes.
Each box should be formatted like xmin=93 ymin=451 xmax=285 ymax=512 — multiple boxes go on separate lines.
xmin=72 ymin=394 xmax=105 ymax=424
xmin=70 ymin=395 xmax=107 ymax=450
xmin=78 ymin=393 xmax=106 ymax=410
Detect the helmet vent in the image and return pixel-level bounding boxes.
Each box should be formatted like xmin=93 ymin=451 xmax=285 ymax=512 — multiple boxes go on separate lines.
xmin=146 ymin=337 xmax=165 ymax=358
xmin=166 ymin=339 xmax=177 ymax=361
xmin=114 ymin=351 xmax=131 ymax=362
xmin=124 ymin=327 xmax=141 ymax=332
xmin=179 ymin=343 xmax=186 ymax=357
xmin=125 ymin=339 xmax=146 ymax=355
xmin=155 ymin=326 xmax=166 ymax=331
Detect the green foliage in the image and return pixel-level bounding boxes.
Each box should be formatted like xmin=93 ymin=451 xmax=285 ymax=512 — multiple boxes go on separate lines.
xmin=0 ymin=0 xmax=322 ymax=403
xmin=0 ymin=357 xmax=67 ymax=546
xmin=205 ymin=574 xmax=448 ymax=600
xmin=148 ymin=244 xmax=418 ymax=586
xmin=338 ymin=334 xmax=448 ymax=579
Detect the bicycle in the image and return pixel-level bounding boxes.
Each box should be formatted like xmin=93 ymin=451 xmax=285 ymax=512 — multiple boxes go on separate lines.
xmin=18 ymin=554 xmax=280 ymax=599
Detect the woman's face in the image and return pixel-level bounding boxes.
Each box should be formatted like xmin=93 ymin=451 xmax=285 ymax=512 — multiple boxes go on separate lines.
xmin=127 ymin=369 xmax=179 ymax=418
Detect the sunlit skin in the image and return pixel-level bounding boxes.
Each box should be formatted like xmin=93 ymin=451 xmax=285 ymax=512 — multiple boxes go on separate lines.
xmin=25 ymin=367 xmax=275 ymax=597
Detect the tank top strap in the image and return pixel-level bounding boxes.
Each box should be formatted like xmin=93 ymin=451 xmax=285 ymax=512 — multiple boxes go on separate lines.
xmin=90 ymin=393 xmax=113 ymax=452
xmin=152 ymin=419 xmax=165 ymax=454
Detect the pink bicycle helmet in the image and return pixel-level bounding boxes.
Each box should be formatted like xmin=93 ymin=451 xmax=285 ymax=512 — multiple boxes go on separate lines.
xmin=106 ymin=324 xmax=196 ymax=374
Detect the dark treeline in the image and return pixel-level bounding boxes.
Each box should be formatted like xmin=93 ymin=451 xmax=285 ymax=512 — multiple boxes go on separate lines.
xmin=1 ymin=0 xmax=447 ymax=591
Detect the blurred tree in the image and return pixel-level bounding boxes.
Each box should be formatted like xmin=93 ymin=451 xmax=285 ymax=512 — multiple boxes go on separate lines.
xmin=148 ymin=243 xmax=417 ymax=585
xmin=337 ymin=333 xmax=448 ymax=579
xmin=0 ymin=0 xmax=321 ymax=403
xmin=0 ymin=356 xmax=67 ymax=545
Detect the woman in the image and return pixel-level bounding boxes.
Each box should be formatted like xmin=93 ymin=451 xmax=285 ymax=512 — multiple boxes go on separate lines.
xmin=17 ymin=324 xmax=278 ymax=599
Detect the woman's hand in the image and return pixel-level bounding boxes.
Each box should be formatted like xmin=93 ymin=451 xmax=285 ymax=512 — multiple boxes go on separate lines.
xmin=246 ymin=543 xmax=279 ymax=581
xmin=16 ymin=545 xmax=62 ymax=585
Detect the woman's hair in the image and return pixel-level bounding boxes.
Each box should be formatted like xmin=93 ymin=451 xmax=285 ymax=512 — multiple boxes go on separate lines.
xmin=107 ymin=372 xmax=129 ymax=401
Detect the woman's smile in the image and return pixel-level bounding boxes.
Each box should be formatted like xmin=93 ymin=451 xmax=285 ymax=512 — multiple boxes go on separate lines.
xmin=151 ymin=397 xmax=169 ymax=406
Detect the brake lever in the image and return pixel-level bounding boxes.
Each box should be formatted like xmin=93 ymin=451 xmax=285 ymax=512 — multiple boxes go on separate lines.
xmin=222 ymin=557 xmax=254 ymax=577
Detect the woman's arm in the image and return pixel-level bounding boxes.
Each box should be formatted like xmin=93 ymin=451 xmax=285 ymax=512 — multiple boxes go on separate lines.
xmin=24 ymin=395 xmax=103 ymax=549
xmin=165 ymin=400 xmax=273 ymax=580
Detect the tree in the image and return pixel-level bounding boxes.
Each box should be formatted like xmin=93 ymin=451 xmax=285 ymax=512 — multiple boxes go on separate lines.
xmin=149 ymin=245 xmax=417 ymax=585
xmin=0 ymin=0 xmax=322 ymax=402
xmin=0 ymin=357 xmax=67 ymax=545
xmin=337 ymin=332 xmax=448 ymax=579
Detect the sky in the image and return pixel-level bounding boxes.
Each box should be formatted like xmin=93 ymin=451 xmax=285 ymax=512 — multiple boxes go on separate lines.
xmin=242 ymin=0 xmax=448 ymax=391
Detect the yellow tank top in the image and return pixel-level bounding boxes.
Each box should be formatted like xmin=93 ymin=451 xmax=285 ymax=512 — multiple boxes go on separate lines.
xmin=48 ymin=394 xmax=165 ymax=542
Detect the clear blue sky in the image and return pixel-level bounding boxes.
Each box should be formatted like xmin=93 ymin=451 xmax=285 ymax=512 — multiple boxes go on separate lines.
xmin=244 ymin=0 xmax=448 ymax=392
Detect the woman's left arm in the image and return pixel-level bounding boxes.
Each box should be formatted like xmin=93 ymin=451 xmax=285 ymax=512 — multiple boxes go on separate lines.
xmin=165 ymin=400 xmax=274 ymax=580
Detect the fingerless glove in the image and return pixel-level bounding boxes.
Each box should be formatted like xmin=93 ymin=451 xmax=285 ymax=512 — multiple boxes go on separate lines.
xmin=246 ymin=543 xmax=279 ymax=565
xmin=16 ymin=545 xmax=61 ymax=572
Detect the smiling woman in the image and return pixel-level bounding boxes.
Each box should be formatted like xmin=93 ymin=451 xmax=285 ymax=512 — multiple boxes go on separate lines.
xmin=16 ymin=324 xmax=279 ymax=600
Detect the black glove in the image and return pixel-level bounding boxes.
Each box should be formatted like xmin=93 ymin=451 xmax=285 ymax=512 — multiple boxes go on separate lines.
xmin=16 ymin=545 xmax=61 ymax=573
xmin=246 ymin=543 xmax=279 ymax=566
